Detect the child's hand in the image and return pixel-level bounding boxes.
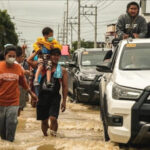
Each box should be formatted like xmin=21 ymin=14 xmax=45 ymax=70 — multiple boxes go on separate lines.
xmin=38 ymin=44 xmax=43 ymax=47
xmin=36 ymin=44 xmax=42 ymax=52
xmin=50 ymin=44 xmax=54 ymax=49
xmin=38 ymin=58 xmax=43 ymax=64
xmin=36 ymin=48 xmax=42 ymax=54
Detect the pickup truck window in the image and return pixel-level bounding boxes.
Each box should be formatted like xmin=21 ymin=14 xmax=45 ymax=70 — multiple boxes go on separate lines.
xmin=120 ymin=43 xmax=150 ymax=70
xmin=81 ymin=51 xmax=107 ymax=66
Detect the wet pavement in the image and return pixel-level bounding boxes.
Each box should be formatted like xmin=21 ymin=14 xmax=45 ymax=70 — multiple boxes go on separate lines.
xmin=0 ymin=99 xmax=150 ymax=150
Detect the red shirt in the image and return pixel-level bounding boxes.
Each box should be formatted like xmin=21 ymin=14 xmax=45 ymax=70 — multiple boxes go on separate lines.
xmin=0 ymin=61 xmax=28 ymax=106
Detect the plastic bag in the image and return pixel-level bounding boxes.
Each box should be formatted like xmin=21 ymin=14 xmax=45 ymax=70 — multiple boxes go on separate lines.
xmin=53 ymin=64 xmax=62 ymax=78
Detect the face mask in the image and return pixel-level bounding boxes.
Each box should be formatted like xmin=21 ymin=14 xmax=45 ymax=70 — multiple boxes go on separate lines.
xmin=47 ymin=37 xmax=54 ymax=42
xmin=6 ymin=57 xmax=16 ymax=64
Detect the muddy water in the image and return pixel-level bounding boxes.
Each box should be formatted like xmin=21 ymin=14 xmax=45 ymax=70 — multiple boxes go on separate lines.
xmin=0 ymin=100 xmax=149 ymax=150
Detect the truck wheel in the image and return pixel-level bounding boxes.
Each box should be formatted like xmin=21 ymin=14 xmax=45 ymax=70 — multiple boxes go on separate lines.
xmin=73 ymin=88 xmax=79 ymax=103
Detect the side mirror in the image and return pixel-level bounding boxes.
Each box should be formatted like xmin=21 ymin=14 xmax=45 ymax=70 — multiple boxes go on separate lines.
xmin=112 ymin=38 xmax=120 ymax=47
xmin=96 ymin=62 xmax=112 ymax=73
xmin=103 ymin=50 xmax=113 ymax=61
xmin=68 ymin=61 xmax=77 ymax=67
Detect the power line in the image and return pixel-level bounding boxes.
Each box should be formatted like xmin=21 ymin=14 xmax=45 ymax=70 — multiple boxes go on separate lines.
xmin=14 ymin=17 xmax=60 ymax=24
xmin=14 ymin=18 xmax=60 ymax=26
xmin=98 ymin=0 xmax=115 ymax=11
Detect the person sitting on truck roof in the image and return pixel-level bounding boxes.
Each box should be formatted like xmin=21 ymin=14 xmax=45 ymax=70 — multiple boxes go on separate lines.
xmin=116 ymin=1 xmax=147 ymax=40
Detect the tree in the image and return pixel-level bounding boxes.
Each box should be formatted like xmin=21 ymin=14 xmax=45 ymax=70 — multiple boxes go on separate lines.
xmin=0 ymin=10 xmax=18 ymax=52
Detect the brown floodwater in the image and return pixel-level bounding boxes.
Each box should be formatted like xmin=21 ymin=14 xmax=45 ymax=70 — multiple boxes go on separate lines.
xmin=0 ymin=100 xmax=149 ymax=150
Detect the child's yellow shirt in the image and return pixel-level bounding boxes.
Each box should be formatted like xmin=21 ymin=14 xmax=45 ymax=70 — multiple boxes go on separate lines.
xmin=33 ymin=37 xmax=62 ymax=52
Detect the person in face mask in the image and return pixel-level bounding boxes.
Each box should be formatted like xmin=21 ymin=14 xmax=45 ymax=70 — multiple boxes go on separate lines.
xmin=33 ymin=27 xmax=62 ymax=88
xmin=14 ymin=46 xmax=30 ymax=116
xmin=116 ymin=1 xmax=147 ymax=40
xmin=0 ymin=45 xmax=38 ymax=142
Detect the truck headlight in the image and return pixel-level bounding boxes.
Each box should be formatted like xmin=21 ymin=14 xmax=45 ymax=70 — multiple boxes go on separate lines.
xmin=112 ymin=83 xmax=142 ymax=100
xmin=80 ymin=73 xmax=96 ymax=81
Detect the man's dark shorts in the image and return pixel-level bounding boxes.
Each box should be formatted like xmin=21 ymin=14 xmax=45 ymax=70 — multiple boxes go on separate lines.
xmin=36 ymin=91 xmax=61 ymax=120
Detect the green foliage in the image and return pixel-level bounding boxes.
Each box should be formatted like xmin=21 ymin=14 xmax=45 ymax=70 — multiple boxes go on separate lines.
xmin=0 ymin=10 xmax=18 ymax=52
xmin=71 ymin=40 xmax=94 ymax=53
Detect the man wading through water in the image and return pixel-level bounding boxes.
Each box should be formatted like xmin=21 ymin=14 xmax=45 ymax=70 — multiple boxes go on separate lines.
xmin=27 ymin=48 xmax=68 ymax=136
xmin=116 ymin=1 xmax=147 ymax=40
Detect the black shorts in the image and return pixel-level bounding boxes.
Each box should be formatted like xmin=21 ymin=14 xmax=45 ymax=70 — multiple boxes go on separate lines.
xmin=36 ymin=92 xmax=61 ymax=120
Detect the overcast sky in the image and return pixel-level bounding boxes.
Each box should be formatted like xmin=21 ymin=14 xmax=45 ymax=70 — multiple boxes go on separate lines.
xmin=0 ymin=0 xmax=149 ymax=53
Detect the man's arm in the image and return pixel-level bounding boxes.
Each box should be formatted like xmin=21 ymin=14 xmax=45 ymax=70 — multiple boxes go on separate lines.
xmin=26 ymin=88 xmax=38 ymax=101
xmin=116 ymin=15 xmax=126 ymax=40
xmin=27 ymin=52 xmax=38 ymax=68
xmin=61 ymin=67 xmax=68 ymax=112
xmin=139 ymin=17 xmax=148 ymax=38
xmin=19 ymin=69 xmax=38 ymax=101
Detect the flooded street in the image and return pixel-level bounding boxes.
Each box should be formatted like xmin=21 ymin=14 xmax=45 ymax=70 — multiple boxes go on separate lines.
xmin=0 ymin=99 xmax=149 ymax=150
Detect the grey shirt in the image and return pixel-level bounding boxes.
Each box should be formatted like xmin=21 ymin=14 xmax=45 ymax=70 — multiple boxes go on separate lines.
xmin=116 ymin=14 xmax=147 ymax=39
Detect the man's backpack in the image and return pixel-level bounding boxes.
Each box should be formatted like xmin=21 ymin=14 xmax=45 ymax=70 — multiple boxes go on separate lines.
xmin=147 ymin=22 xmax=150 ymax=38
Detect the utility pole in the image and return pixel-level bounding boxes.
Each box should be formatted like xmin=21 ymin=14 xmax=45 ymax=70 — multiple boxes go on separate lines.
xmin=63 ymin=11 xmax=66 ymax=45
xmin=68 ymin=17 xmax=78 ymax=49
xmin=57 ymin=24 xmax=60 ymax=42
xmin=140 ymin=0 xmax=146 ymax=14
xmin=58 ymin=29 xmax=64 ymax=44
xmin=80 ymin=5 xmax=98 ymax=48
xmin=66 ymin=0 xmax=69 ymax=44
xmin=94 ymin=6 xmax=97 ymax=48
xmin=140 ymin=0 xmax=150 ymax=20
xmin=78 ymin=0 xmax=81 ymax=49
xmin=70 ymin=23 xmax=73 ymax=49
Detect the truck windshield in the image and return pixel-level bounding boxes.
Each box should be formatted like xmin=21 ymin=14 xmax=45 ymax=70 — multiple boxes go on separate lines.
xmin=81 ymin=51 xmax=106 ymax=66
xmin=120 ymin=43 xmax=150 ymax=70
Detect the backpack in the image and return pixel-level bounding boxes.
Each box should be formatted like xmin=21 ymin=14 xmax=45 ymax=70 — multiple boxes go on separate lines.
xmin=147 ymin=22 xmax=150 ymax=38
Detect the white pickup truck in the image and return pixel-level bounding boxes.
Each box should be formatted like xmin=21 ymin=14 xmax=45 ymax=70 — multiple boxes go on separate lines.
xmin=97 ymin=39 xmax=150 ymax=144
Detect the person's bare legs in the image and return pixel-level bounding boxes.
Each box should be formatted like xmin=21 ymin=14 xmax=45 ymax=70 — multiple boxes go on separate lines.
xmin=50 ymin=116 xmax=58 ymax=136
xmin=41 ymin=119 xmax=49 ymax=136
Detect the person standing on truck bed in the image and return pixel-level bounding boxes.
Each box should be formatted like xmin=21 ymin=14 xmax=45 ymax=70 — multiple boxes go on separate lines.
xmin=116 ymin=1 xmax=147 ymax=40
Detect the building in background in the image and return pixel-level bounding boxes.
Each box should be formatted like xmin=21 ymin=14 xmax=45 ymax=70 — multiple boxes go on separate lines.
xmin=140 ymin=0 xmax=150 ymax=21
xmin=105 ymin=24 xmax=116 ymax=48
